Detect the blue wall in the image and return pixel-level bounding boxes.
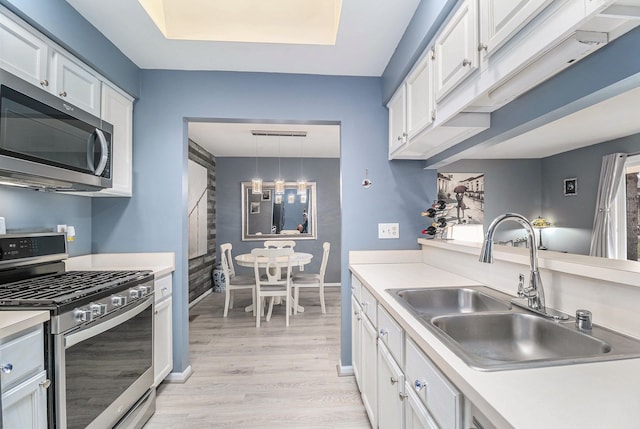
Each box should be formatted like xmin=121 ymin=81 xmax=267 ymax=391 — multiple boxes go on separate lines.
xmin=91 ymin=70 xmax=436 ymax=370
xmin=216 ymin=157 xmax=342 ymax=283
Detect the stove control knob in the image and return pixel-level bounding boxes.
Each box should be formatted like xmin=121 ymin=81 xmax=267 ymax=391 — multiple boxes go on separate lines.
xmin=90 ymin=303 xmax=107 ymax=316
xmin=137 ymin=285 xmax=151 ymax=297
xmin=130 ymin=289 xmax=141 ymax=299
xmin=74 ymin=308 xmax=93 ymax=322
xmin=111 ymin=295 xmax=127 ymax=307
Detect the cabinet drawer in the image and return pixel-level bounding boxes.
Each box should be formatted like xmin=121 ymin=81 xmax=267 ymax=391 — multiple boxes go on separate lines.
xmin=405 ymin=338 xmax=461 ymax=429
xmin=154 ymin=274 xmax=173 ymax=303
xmin=350 ymin=274 xmax=362 ymax=303
xmin=0 ymin=325 xmax=44 ymax=391
xmin=377 ymin=304 xmax=403 ymax=365
xmin=360 ymin=286 xmax=377 ymax=326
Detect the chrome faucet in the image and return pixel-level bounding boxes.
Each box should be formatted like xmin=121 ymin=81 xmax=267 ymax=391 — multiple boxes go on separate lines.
xmin=479 ymin=213 xmax=546 ymax=312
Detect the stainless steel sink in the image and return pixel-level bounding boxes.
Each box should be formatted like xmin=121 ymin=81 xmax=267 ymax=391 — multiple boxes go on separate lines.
xmin=386 ymin=286 xmax=640 ymax=370
xmin=388 ymin=286 xmax=511 ymax=316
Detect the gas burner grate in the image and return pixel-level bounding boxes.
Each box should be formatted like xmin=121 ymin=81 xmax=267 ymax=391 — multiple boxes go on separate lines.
xmin=0 ymin=270 xmax=151 ymax=306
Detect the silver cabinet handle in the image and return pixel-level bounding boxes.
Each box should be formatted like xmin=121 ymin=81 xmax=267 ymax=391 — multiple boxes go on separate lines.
xmin=39 ymin=379 xmax=51 ymax=389
xmin=390 ymin=376 xmax=398 ymax=385
xmin=59 ymin=91 xmax=67 ymax=97
xmin=362 ymin=301 xmax=368 ymax=308
xmin=414 ymin=379 xmax=427 ymax=391
xmin=462 ymin=58 xmax=472 ymax=67
xmin=1 ymin=363 xmax=12 ymax=374
xmin=478 ymin=43 xmax=488 ymax=52
xmin=397 ymin=135 xmax=403 ymax=141
xmin=40 ymin=79 xmax=48 ymax=87
xmin=379 ymin=328 xmax=388 ymax=336
xmin=399 ymin=392 xmax=408 ymax=401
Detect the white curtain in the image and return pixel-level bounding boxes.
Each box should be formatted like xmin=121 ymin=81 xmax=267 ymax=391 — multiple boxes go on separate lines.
xmin=589 ymin=153 xmax=627 ymax=258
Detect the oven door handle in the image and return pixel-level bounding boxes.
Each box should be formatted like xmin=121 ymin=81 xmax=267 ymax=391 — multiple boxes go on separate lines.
xmin=65 ymin=296 xmax=153 ymax=349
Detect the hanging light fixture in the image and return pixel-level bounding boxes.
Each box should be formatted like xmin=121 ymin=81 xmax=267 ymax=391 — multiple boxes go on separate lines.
xmin=297 ymin=134 xmax=307 ymax=196
xmin=275 ymin=135 xmax=285 ymax=194
xmin=251 ymin=134 xmax=262 ymax=194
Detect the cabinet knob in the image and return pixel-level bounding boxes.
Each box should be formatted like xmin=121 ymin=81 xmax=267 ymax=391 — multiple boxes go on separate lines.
xmin=39 ymin=379 xmax=51 ymax=389
xmin=414 ymin=379 xmax=427 ymax=392
xmin=431 ymin=109 xmax=437 ymax=121
xmin=59 ymin=91 xmax=67 ymax=97
xmin=379 ymin=328 xmax=388 ymax=337
xmin=390 ymin=376 xmax=398 ymax=385
xmin=399 ymin=392 xmax=408 ymax=401
xmin=478 ymin=43 xmax=488 ymax=52
xmin=397 ymin=136 xmax=403 ymax=141
xmin=40 ymin=79 xmax=49 ymax=87
xmin=1 ymin=363 xmax=12 ymax=374
xmin=462 ymin=58 xmax=472 ymax=67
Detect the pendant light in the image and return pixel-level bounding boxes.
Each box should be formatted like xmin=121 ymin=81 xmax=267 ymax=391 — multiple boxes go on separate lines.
xmin=251 ymin=134 xmax=262 ymax=194
xmin=297 ymin=135 xmax=307 ymax=196
xmin=274 ymin=136 xmax=285 ymax=195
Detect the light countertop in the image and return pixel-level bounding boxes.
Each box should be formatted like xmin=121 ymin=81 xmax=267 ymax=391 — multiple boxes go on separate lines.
xmin=0 ymin=311 xmax=49 ymax=339
xmin=64 ymin=252 xmax=175 ymax=278
xmin=350 ymin=260 xmax=640 ymax=429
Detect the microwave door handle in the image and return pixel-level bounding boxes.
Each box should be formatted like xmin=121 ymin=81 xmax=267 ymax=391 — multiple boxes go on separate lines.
xmin=86 ymin=131 xmax=96 ymax=172
xmin=94 ymin=128 xmax=108 ymax=176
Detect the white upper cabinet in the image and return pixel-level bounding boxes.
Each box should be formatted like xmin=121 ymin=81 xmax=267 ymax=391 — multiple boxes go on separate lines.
xmin=478 ymin=0 xmax=553 ymax=57
xmin=406 ymin=55 xmax=434 ymax=139
xmin=434 ymin=0 xmax=479 ymax=101
xmin=0 ymin=13 xmax=48 ymax=88
xmin=50 ymin=51 xmax=101 ymax=116
xmin=387 ymin=84 xmax=407 ymax=154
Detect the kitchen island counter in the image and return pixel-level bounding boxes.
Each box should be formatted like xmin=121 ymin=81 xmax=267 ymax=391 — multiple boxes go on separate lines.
xmin=0 ymin=311 xmax=49 ymax=339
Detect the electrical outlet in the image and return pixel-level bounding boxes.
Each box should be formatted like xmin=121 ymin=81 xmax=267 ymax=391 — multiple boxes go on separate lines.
xmin=378 ymin=223 xmax=399 ymax=239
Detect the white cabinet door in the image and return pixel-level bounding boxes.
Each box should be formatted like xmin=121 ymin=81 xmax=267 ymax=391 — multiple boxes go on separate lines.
xmin=406 ymin=55 xmax=434 ymax=138
xmin=434 ymin=0 xmax=479 ymax=101
xmin=361 ymin=316 xmax=378 ymax=428
xmin=98 ymin=83 xmax=134 ymax=197
xmin=50 ymin=51 xmax=101 ymax=116
xmin=404 ymin=382 xmax=438 ymax=429
xmin=479 ymin=0 xmax=552 ymax=56
xmin=351 ymin=296 xmax=362 ymax=390
xmin=387 ymin=84 xmax=407 ymax=155
xmin=377 ymin=342 xmax=404 ymax=429
xmin=0 ymin=14 xmax=48 ymax=88
xmin=2 ymin=370 xmax=48 ymax=429
xmin=154 ymin=296 xmax=173 ymax=386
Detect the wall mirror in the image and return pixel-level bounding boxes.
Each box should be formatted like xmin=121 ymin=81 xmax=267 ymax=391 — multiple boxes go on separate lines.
xmin=242 ymin=181 xmax=317 ymax=241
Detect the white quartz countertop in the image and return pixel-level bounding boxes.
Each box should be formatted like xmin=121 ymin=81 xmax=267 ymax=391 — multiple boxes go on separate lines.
xmin=0 ymin=311 xmax=49 ymax=339
xmin=350 ymin=261 xmax=640 ymax=429
xmin=64 ymin=253 xmax=175 ymax=278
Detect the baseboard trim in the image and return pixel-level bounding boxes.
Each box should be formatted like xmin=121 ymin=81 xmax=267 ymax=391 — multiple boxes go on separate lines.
xmin=189 ymin=289 xmax=213 ymax=308
xmin=336 ymin=361 xmax=354 ymax=377
xmin=163 ymin=365 xmax=194 ymax=383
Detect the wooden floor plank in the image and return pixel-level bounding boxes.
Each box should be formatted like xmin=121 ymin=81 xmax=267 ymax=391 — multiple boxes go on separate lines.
xmin=145 ymin=288 xmax=371 ymax=429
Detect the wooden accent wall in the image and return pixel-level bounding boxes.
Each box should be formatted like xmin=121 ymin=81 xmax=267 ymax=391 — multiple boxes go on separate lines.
xmin=188 ymin=139 xmax=216 ymax=303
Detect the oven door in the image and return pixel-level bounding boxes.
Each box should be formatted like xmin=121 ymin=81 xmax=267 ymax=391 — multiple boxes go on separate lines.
xmin=54 ymin=295 xmax=154 ymax=429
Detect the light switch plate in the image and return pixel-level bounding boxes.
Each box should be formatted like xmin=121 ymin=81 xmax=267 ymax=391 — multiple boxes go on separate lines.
xmin=378 ymin=223 xmax=399 ymax=239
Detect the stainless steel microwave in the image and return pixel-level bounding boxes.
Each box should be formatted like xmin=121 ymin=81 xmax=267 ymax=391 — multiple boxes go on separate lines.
xmin=0 ymin=69 xmax=113 ymax=191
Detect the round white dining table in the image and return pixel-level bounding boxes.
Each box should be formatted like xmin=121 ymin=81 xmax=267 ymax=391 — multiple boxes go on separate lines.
xmin=235 ymin=252 xmax=313 ymax=313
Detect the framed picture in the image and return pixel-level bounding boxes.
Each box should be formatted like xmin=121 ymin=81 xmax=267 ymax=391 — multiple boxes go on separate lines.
xmin=250 ymin=202 xmax=260 ymax=214
xmin=275 ymin=195 xmax=282 ymax=204
xmin=261 ymin=190 xmax=271 ymax=201
xmin=300 ymin=194 xmax=307 ymax=204
xmin=564 ymin=178 xmax=577 ymax=196
xmin=287 ymin=194 xmax=295 ymax=204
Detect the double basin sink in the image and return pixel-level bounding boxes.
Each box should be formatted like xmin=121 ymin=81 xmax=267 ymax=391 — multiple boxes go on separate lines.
xmin=388 ymin=286 xmax=640 ymax=371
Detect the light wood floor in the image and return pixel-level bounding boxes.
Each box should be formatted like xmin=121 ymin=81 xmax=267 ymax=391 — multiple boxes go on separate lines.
xmin=144 ymin=287 xmax=371 ymax=429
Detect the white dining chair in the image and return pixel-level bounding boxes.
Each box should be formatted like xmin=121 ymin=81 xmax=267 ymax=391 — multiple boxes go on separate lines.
xmin=263 ymin=240 xmax=296 ymax=249
xmin=252 ymin=247 xmax=294 ymax=327
xmin=292 ymin=242 xmax=330 ymax=314
xmin=220 ymin=243 xmax=256 ymax=317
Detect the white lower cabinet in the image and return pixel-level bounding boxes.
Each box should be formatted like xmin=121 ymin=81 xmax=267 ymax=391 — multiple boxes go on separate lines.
xmin=351 ymin=296 xmax=362 ymax=389
xmin=361 ymin=313 xmax=378 ymax=427
xmin=404 ymin=382 xmax=438 ymax=429
xmin=154 ymin=274 xmax=173 ymax=386
xmin=0 ymin=324 xmax=48 ymax=429
xmin=377 ymin=342 xmax=404 ymax=429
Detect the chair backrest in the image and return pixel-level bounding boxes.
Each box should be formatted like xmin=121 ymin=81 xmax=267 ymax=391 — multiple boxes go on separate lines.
xmin=319 ymin=242 xmax=330 ymax=279
xmin=220 ymin=243 xmax=236 ymax=278
xmin=263 ymin=240 xmax=296 ymax=249
xmin=252 ymin=247 xmax=294 ymax=286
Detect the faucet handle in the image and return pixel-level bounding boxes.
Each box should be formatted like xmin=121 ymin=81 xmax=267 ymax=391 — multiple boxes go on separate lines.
xmin=517 ymin=273 xmax=526 ymax=297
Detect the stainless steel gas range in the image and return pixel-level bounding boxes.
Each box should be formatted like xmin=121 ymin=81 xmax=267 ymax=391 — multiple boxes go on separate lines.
xmin=0 ymin=232 xmax=155 ymax=429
